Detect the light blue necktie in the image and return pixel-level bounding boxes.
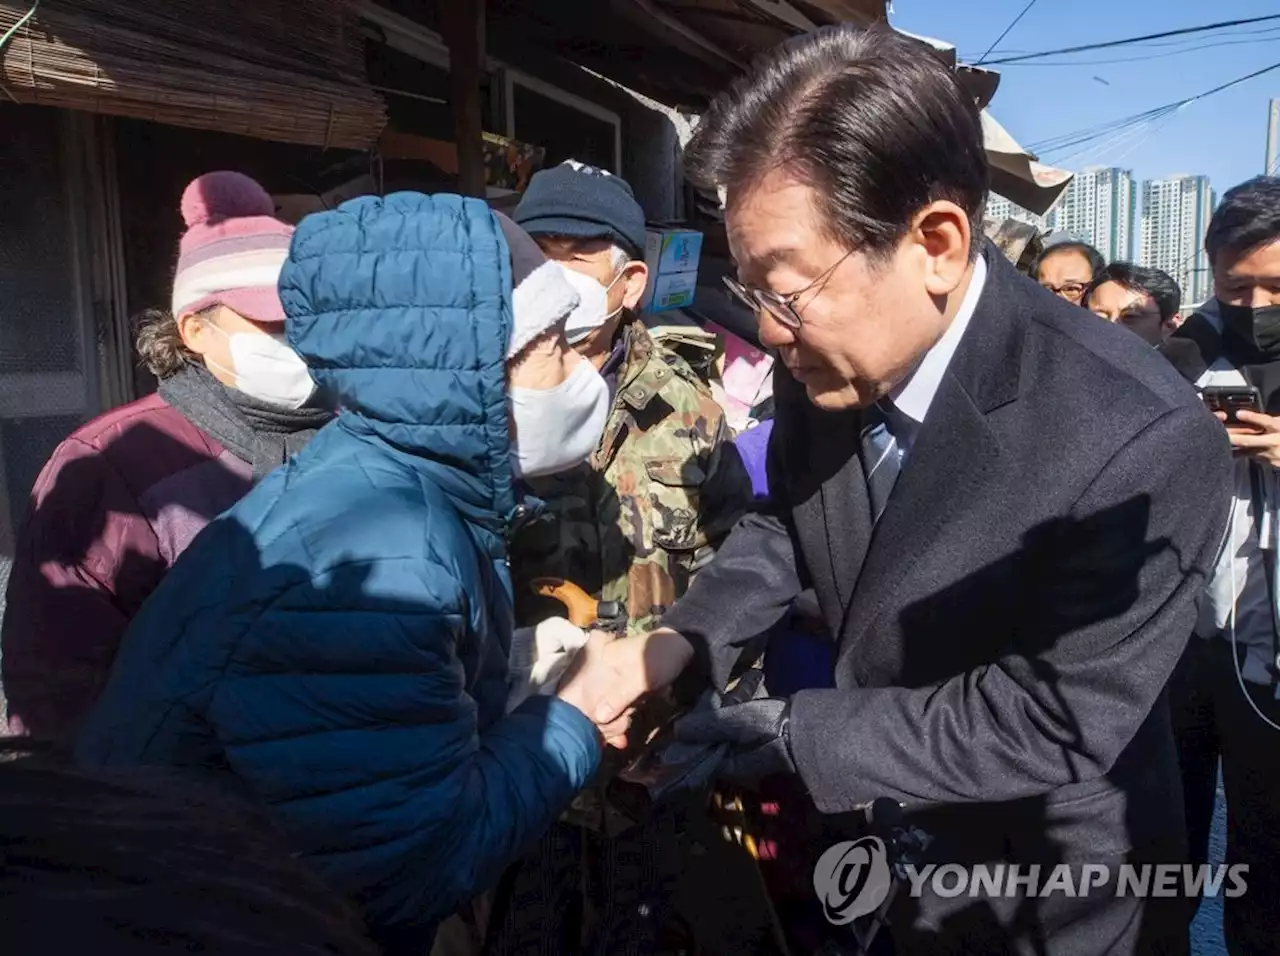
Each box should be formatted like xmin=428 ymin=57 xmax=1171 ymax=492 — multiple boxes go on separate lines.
xmin=859 ymin=402 xmax=902 ymax=525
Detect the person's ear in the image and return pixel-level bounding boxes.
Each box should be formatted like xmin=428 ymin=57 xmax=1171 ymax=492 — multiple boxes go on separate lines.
xmin=177 ymin=310 xmax=213 ymax=357
xmin=619 ymin=260 xmax=649 ymax=311
xmin=911 ymin=201 xmax=972 ymax=299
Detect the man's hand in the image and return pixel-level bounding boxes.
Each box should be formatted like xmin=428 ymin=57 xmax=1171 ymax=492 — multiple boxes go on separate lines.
xmin=1222 ymin=410 xmax=1280 ymax=468
xmin=674 ymin=696 xmax=796 ymax=785
xmin=555 ymin=628 xmax=695 ymax=747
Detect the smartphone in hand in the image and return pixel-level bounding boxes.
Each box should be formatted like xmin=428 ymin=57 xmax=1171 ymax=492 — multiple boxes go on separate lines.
xmin=1200 ymin=385 xmax=1263 ymax=426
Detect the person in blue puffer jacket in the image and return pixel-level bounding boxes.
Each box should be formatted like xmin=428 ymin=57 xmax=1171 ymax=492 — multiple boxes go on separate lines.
xmin=75 ymin=194 xmax=614 ymax=955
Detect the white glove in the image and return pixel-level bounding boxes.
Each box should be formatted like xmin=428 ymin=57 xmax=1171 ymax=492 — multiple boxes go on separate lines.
xmin=507 ymin=616 xmax=590 ymax=713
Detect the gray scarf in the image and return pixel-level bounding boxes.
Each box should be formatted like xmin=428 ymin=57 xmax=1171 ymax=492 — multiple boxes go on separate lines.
xmin=159 ymin=364 xmax=332 ymax=479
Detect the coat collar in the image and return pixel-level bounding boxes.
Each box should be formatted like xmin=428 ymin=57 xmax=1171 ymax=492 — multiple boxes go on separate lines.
xmin=828 ymin=243 xmax=1026 ymax=647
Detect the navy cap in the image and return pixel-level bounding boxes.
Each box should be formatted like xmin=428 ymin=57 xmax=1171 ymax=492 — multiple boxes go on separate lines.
xmin=513 ymin=161 xmax=647 ymax=259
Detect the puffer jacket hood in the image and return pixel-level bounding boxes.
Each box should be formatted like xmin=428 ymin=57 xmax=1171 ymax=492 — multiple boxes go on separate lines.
xmin=280 ymin=192 xmax=517 ymax=528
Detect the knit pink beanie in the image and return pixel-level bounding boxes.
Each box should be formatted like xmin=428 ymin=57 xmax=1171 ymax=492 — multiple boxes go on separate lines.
xmin=170 ymin=171 xmax=294 ymax=323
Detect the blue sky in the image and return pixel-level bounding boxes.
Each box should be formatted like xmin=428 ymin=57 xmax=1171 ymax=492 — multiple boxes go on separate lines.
xmin=888 ymin=0 xmax=1279 ymax=199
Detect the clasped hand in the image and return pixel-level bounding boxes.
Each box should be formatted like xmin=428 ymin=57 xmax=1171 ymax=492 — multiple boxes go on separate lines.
xmin=1222 ymin=410 xmax=1280 ymax=469
xmin=553 ymin=629 xmax=796 ymax=784
xmin=554 ymin=627 xmax=695 ymax=747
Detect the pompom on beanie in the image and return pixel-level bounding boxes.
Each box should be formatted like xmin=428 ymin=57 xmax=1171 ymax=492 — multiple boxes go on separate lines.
xmin=171 ymin=171 xmax=294 ymax=324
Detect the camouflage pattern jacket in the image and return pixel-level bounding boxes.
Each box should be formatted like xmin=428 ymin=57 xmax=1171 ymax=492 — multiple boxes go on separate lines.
xmin=511 ymin=318 xmax=751 ymax=635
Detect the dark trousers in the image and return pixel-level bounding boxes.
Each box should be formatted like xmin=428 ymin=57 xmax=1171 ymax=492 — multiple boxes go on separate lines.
xmin=483 ymin=809 xmax=681 ymax=956
xmin=1170 ymin=637 xmax=1280 ymax=956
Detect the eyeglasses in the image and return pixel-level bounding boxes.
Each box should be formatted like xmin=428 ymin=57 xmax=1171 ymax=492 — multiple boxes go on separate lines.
xmin=1042 ymin=281 xmax=1088 ymax=302
xmin=722 ymin=249 xmax=855 ymax=330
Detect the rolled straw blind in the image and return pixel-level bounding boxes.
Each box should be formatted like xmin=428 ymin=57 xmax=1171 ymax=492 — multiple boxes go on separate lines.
xmin=0 ymin=0 xmax=386 ymax=150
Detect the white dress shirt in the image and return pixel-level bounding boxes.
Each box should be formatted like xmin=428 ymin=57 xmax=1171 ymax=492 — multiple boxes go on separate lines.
xmin=883 ymin=255 xmax=989 ymax=460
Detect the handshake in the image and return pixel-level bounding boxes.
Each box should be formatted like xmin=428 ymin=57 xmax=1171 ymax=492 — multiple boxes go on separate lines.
xmin=508 ymin=620 xmax=797 ymax=798
xmin=507 ymin=619 xmax=695 ymax=747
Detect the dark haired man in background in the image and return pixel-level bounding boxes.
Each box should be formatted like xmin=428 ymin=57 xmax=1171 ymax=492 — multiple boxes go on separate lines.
xmin=571 ymin=23 xmax=1232 ymax=955
xmin=1031 ymin=240 xmax=1107 ymax=305
xmin=1160 ymin=175 xmax=1280 ymax=956
xmin=1083 ymin=262 xmax=1182 ymax=346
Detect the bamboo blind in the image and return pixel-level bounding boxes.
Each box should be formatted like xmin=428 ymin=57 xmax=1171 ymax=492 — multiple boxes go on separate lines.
xmin=1 ymin=0 xmax=386 ymax=150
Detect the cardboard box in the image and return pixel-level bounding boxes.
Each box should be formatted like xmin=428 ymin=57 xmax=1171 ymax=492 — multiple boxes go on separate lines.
xmin=644 ymin=226 xmax=704 ymax=275
xmin=641 ymin=271 xmax=699 ymax=313
xmin=641 ymin=225 xmax=703 ymax=313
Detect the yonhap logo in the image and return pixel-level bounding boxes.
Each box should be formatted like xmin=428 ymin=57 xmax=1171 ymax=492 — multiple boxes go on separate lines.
xmin=813 ymin=836 xmax=894 ymax=924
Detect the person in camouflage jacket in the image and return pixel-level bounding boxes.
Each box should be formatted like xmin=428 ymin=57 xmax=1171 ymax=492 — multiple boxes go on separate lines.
xmin=479 ymin=163 xmax=751 ymax=956
xmin=508 ymin=162 xmax=750 ymax=638
xmin=512 ymin=314 xmax=747 ymax=635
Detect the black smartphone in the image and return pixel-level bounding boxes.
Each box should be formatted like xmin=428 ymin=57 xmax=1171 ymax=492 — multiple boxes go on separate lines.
xmin=1200 ymin=385 xmax=1263 ymax=425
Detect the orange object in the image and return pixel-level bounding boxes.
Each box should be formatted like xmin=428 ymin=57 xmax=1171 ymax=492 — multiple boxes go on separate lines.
xmin=530 ymin=577 xmax=600 ymax=628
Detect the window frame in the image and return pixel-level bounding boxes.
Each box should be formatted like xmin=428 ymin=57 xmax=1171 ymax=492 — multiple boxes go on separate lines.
xmin=360 ymin=3 xmax=622 ymax=175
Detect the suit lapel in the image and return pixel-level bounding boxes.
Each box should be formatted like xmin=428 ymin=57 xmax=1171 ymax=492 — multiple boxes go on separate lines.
xmin=819 ymin=412 xmax=870 ymax=609
xmin=839 ymin=374 xmax=1001 ymax=650
xmin=785 ymin=402 xmax=868 ymax=615
xmin=837 ymin=246 xmax=1024 ymax=654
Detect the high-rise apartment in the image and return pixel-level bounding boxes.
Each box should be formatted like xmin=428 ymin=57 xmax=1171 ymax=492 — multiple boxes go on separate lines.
xmin=1139 ymin=175 xmax=1216 ymax=306
xmin=985 ymin=194 xmax=1048 ymax=230
xmin=1041 ymin=166 xmax=1136 ymax=262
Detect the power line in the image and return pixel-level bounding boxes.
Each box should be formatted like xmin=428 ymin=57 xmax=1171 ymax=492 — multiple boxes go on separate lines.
xmin=975 ymin=0 xmax=1041 ymax=66
xmin=990 ymin=28 xmax=1280 ymax=69
xmin=1029 ymin=58 xmax=1280 ymax=157
xmin=978 ymin=13 xmax=1280 ymax=66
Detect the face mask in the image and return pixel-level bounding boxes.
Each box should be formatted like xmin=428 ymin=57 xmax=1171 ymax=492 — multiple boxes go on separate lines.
xmin=509 ymin=360 xmax=610 ymax=478
xmin=555 ymin=264 xmax=624 ymax=345
xmin=1219 ymin=301 xmax=1280 ymax=359
xmin=206 ymin=325 xmax=317 ymax=410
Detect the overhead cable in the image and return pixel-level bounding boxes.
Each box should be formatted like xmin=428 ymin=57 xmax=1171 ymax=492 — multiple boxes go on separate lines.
xmin=1029 ymin=58 xmax=1280 ymax=157
xmin=974 ymin=0 xmax=1041 ymax=66
xmin=978 ymin=13 xmax=1280 ymax=66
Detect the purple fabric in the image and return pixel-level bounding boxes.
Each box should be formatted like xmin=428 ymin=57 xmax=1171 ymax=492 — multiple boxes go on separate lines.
xmin=730 ymin=419 xmax=834 ymax=693
xmin=763 ymin=627 xmax=837 ymax=696
xmin=733 ymin=419 xmax=774 ymax=500
xmin=139 ymin=451 xmax=252 ymax=565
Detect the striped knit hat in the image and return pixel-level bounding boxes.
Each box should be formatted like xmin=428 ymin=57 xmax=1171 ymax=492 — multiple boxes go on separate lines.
xmin=171 ymin=171 xmax=294 ymax=323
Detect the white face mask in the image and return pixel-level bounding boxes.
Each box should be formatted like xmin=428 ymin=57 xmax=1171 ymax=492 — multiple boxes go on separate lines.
xmin=206 ymin=325 xmax=317 ymax=410
xmin=509 ymin=359 xmax=610 ymax=479
xmin=555 ymin=264 xmax=624 ymax=345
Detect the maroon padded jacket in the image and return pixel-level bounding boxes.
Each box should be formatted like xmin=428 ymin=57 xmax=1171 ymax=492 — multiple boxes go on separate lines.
xmin=1 ymin=393 xmax=252 ymax=742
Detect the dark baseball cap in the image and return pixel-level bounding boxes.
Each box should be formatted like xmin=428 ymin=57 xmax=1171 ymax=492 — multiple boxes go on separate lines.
xmin=513 ymin=161 xmax=647 ymax=259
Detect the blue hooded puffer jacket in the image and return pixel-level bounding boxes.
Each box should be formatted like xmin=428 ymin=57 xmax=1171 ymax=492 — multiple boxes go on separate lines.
xmin=75 ymin=194 xmax=602 ymax=951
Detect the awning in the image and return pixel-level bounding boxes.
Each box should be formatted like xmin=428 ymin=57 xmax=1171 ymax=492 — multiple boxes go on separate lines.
xmin=895 ymin=28 xmax=1002 ymax=108
xmin=0 ymin=0 xmax=387 ymax=150
xmin=897 ymin=30 xmax=1072 ymax=217
xmin=982 ymin=111 xmax=1073 ymax=216
xmin=485 ymin=0 xmax=889 ymax=109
